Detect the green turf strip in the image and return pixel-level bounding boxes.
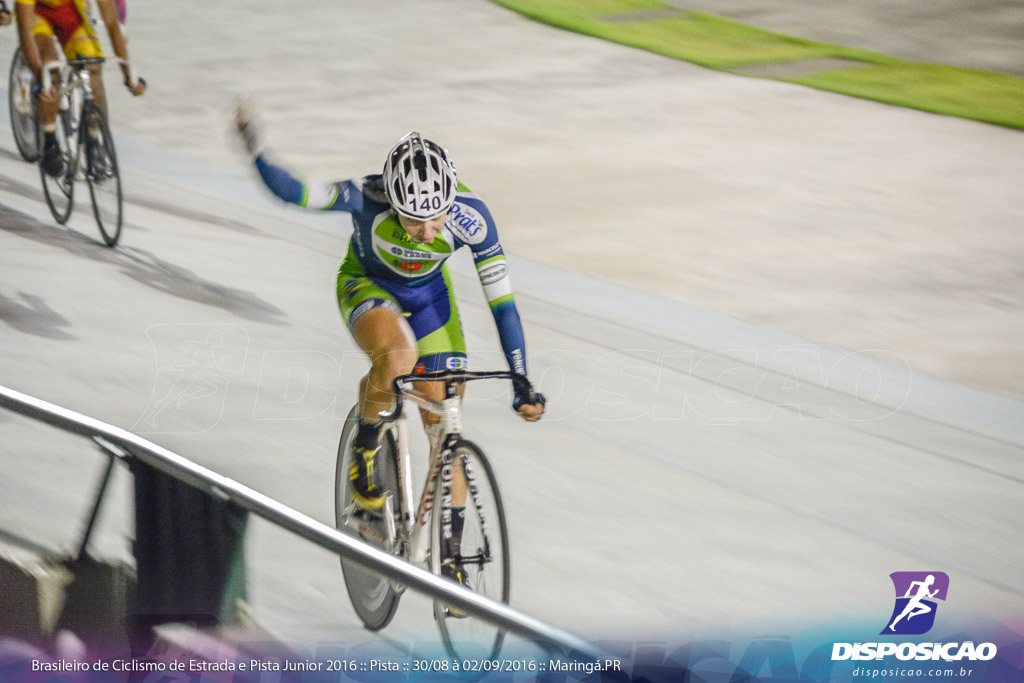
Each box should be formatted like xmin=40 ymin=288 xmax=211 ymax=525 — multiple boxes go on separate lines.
xmin=491 ymin=0 xmax=1024 ymax=129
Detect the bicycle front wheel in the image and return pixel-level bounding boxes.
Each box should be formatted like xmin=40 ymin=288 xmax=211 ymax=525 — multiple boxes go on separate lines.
xmin=39 ymin=96 xmax=77 ymax=226
xmin=430 ymin=439 xmax=510 ymax=661
xmin=335 ymin=406 xmax=402 ymax=631
xmin=8 ymin=48 xmax=39 ymax=162
xmin=83 ymin=104 xmax=123 ymax=247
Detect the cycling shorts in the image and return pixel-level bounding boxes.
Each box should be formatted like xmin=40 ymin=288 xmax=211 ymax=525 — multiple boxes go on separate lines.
xmin=336 ymin=249 xmax=468 ymax=374
xmin=21 ymin=0 xmax=103 ymax=60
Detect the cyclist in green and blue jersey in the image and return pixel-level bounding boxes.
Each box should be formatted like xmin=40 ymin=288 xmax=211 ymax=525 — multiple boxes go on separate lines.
xmin=235 ymin=108 xmax=545 ymax=585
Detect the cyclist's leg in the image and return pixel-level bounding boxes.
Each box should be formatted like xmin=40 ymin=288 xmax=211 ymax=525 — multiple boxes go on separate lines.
xmin=351 ymin=307 xmax=418 ymax=422
xmin=60 ymin=16 xmax=106 ymax=112
xmin=33 ymin=31 xmax=60 ymax=128
xmin=337 ymin=257 xmax=418 ymax=421
xmin=337 ymin=261 xmax=419 ymax=508
xmin=346 ymin=310 xmax=415 ymax=509
xmin=32 ymin=27 xmax=64 ymax=176
xmin=85 ymin=61 xmax=105 ymax=112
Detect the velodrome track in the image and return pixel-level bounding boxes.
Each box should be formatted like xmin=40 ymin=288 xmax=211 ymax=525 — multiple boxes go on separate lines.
xmin=1 ymin=0 xmax=1023 ymax=654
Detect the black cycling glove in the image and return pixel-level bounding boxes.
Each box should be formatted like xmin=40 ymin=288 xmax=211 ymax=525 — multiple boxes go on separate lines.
xmin=512 ymin=387 xmax=546 ymax=413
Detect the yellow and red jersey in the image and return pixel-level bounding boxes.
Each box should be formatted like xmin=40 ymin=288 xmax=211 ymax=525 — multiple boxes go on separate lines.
xmin=17 ymin=0 xmax=103 ymax=59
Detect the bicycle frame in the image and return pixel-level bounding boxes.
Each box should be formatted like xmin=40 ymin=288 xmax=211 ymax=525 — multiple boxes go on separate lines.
xmin=389 ymin=384 xmax=463 ymax=566
xmin=337 ymin=368 xmax=530 ymax=648
xmin=41 ymin=57 xmax=94 ymax=115
xmin=40 ymin=57 xmax=98 ymax=171
xmin=373 ymin=370 xmax=529 ymax=568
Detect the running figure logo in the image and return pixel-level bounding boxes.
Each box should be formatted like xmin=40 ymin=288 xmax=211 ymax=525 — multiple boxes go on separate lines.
xmin=881 ymin=572 xmax=949 ymax=635
xmin=135 ymin=324 xmax=248 ymax=433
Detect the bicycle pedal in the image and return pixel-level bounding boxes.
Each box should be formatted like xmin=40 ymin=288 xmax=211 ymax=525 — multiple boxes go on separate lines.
xmin=349 ymin=504 xmax=384 ymax=523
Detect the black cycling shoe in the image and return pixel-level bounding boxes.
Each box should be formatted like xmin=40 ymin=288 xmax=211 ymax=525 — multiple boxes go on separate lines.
xmin=348 ymin=444 xmax=386 ymax=511
xmin=41 ymin=137 xmax=65 ymax=178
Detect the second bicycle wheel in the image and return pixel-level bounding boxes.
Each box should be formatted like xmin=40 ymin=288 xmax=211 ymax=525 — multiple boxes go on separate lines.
xmin=83 ymin=105 xmax=123 ymax=247
xmin=8 ymin=48 xmax=39 ymax=162
xmin=430 ymin=440 xmax=510 ymax=661
xmin=335 ymin=406 xmax=402 ymax=631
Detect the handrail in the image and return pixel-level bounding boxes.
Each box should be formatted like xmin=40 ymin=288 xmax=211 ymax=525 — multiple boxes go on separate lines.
xmin=0 ymin=384 xmax=599 ymax=659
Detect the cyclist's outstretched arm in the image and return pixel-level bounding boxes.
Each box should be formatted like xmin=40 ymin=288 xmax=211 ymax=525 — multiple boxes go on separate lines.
xmin=96 ymin=0 xmax=144 ymax=95
xmin=254 ymin=156 xmax=370 ymax=212
xmin=234 ymin=103 xmax=367 ymax=213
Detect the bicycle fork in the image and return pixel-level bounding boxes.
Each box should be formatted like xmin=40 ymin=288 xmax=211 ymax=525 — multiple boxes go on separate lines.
xmin=409 ymin=441 xmax=445 ymax=565
xmin=408 ymin=438 xmax=491 ymax=567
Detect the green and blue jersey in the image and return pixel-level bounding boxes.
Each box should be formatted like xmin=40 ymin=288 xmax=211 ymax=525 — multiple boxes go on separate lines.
xmin=254 ymin=156 xmax=528 ymax=376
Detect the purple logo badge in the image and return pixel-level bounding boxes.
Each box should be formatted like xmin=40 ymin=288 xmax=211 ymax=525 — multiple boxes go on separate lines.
xmin=881 ymin=572 xmax=949 ymax=635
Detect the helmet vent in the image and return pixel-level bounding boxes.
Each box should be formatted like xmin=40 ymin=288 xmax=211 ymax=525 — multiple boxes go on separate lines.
xmin=382 ymin=132 xmax=458 ymax=220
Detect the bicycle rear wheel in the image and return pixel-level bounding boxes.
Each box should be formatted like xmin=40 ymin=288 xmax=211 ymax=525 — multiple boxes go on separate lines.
xmin=430 ymin=439 xmax=510 ymax=660
xmin=335 ymin=406 xmax=402 ymax=631
xmin=83 ymin=104 xmax=123 ymax=247
xmin=9 ymin=48 xmax=39 ymax=162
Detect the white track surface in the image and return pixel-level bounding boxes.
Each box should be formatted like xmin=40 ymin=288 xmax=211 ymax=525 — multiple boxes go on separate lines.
xmin=1 ymin=0 xmax=1022 ymax=651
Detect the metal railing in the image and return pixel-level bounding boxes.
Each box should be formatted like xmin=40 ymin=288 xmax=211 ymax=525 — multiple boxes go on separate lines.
xmin=0 ymin=384 xmax=599 ymax=659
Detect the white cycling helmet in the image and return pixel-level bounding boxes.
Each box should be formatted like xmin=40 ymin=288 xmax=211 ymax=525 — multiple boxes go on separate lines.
xmin=382 ymin=132 xmax=458 ymax=221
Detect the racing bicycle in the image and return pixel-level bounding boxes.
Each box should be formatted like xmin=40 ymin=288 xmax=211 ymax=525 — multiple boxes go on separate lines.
xmin=38 ymin=56 xmax=123 ymax=247
xmin=335 ymin=370 xmax=536 ymax=660
xmin=6 ymin=0 xmax=126 ymax=162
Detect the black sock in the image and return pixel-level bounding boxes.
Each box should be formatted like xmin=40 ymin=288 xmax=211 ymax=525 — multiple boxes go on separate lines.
xmin=451 ymin=505 xmax=465 ymax=539
xmin=43 ymin=131 xmax=57 ymax=149
xmin=446 ymin=506 xmax=466 ymax=560
xmin=354 ymin=419 xmax=382 ymax=451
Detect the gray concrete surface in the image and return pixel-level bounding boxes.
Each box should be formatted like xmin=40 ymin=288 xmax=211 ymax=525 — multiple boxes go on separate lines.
xmin=665 ymin=0 xmax=1024 ymax=77
xmin=1 ymin=0 xmax=1023 ymax=654
xmin=99 ymin=0 xmax=1024 ymax=401
xmin=1 ymin=152 xmax=1021 ymax=646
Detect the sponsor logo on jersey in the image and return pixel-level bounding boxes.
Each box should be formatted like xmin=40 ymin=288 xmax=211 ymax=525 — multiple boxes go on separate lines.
xmin=391 ymin=246 xmax=434 ymax=259
xmin=447 ymin=202 xmax=487 ymax=245
xmin=391 ymin=225 xmax=432 ymax=246
xmin=372 ymin=227 xmax=448 ymax=278
xmin=478 ymin=261 xmax=508 ymax=285
xmin=511 ymin=349 xmax=525 ymax=375
xmin=446 ymin=357 xmax=469 ymax=370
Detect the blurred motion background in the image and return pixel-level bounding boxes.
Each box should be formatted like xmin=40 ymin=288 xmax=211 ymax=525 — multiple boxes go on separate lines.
xmin=1 ymin=0 xmax=1022 ymax=657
